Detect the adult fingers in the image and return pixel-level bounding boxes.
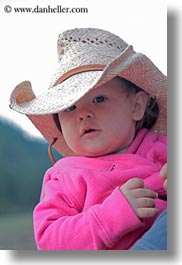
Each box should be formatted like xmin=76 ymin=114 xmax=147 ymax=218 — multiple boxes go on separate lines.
xmin=160 ymin=163 xmax=167 ymax=178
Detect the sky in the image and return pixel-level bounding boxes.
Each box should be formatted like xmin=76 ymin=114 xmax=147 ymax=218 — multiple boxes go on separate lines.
xmin=0 ymin=0 xmax=167 ymax=140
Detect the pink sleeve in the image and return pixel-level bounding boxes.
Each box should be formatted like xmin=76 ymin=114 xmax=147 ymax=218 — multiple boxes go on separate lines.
xmin=33 ymin=177 xmax=143 ymax=250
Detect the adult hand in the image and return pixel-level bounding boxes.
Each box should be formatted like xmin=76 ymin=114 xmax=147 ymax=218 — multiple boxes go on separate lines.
xmin=160 ymin=163 xmax=167 ymax=191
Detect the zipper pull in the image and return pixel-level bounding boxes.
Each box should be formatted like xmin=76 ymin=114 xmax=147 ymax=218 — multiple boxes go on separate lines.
xmin=110 ymin=164 xmax=116 ymax=171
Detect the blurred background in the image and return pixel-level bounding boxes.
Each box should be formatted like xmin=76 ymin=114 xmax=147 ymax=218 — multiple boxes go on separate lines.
xmin=0 ymin=117 xmax=61 ymax=249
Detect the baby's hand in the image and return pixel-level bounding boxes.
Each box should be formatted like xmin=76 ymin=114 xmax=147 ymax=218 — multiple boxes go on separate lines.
xmin=120 ymin=178 xmax=158 ymax=219
xmin=160 ymin=163 xmax=167 ymax=191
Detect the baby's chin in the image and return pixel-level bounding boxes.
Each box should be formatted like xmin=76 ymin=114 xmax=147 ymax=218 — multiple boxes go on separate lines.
xmin=73 ymin=147 xmax=128 ymax=157
xmin=73 ymin=149 xmax=109 ymax=157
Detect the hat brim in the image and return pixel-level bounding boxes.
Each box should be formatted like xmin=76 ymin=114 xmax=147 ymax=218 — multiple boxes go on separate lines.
xmin=10 ymin=46 xmax=167 ymax=156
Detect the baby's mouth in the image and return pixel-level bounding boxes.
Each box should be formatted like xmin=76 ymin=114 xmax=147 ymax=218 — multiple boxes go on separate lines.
xmin=81 ymin=127 xmax=100 ymax=137
xmin=84 ymin=129 xmax=96 ymax=134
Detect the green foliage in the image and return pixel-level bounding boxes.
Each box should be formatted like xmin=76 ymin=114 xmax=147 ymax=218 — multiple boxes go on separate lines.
xmin=0 ymin=212 xmax=36 ymax=249
xmin=0 ymin=118 xmax=61 ymax=215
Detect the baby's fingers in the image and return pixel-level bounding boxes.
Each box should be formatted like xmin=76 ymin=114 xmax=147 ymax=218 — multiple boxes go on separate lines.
xmin=136 ymin=207 xmax=159 ymax=219
xmin=134 ymin=188 xmax=158 ymax=199
xmin=123 ymin=178 xmax=144 ymax=189
xmin=136 ymin=197 xmax=156 ymax=208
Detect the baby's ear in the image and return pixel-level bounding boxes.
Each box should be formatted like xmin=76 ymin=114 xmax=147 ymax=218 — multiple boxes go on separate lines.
xmin=132 ymin=91 xmax=148 ymax=121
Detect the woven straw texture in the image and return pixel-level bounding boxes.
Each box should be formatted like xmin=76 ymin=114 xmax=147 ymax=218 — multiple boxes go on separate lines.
xmin=9 ymin=28 xmax=167 ymax=156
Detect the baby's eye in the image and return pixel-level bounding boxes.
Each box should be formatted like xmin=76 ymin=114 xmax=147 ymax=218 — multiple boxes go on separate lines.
xmin=93 ymin=96 xmax=107 ymax=103
xmin=65 ymin=105 xmax=76 ymax=112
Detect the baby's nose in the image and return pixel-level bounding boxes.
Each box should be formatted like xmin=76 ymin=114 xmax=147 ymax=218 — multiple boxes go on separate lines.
xmin=79 ymin=109 xmax=94 ymax=121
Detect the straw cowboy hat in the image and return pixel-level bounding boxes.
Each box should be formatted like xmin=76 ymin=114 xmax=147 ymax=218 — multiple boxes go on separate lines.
xmin=9 ymin=27 xmax=167 ymax=159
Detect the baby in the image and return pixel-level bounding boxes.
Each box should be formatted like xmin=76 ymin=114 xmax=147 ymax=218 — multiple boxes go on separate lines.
xmin=10 ymin=28 xmax=167 ymax=250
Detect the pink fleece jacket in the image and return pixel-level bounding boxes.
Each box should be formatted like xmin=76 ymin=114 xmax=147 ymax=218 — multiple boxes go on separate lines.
xmin=33 ymin=129 xmax=167 ymax=250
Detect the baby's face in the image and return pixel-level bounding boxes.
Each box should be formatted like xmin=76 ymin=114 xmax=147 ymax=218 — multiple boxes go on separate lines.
xmin=58 ymin=77 xmax=145 ymax=156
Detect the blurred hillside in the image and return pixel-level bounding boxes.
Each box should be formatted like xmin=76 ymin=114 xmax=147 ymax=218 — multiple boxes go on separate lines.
xmin=0 ymin=117 xmax=60 ymax=215
xmin=0 ymin=117 xmax=62 ymax=249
